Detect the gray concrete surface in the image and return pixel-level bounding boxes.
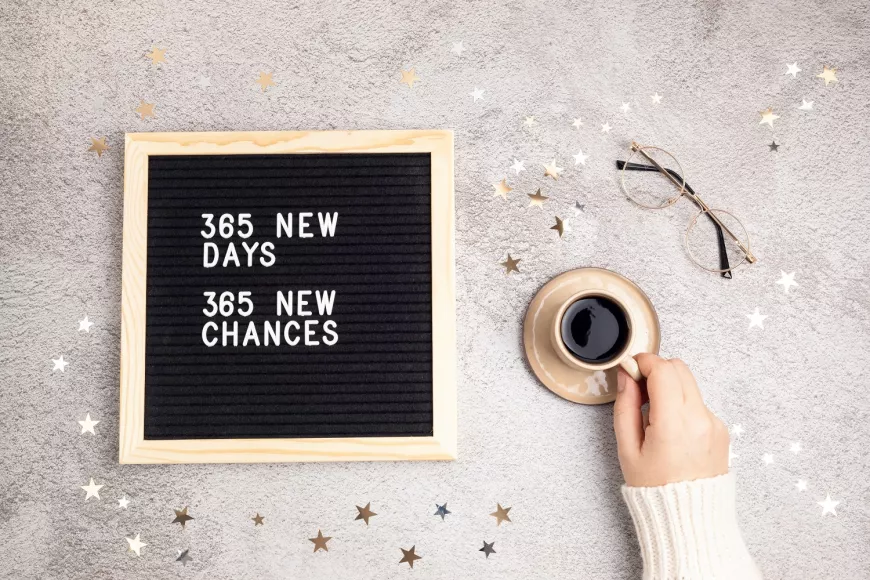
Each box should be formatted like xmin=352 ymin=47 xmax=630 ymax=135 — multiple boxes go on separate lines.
xmin=1 ymin=0 xmax=869 ymax=578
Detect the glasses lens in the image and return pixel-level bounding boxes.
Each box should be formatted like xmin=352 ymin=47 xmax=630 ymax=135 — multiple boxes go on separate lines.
xmin=685 ymin=209 xmax=750 ymax=273
xmin=620 ymin=146 xmax=685 ymax=209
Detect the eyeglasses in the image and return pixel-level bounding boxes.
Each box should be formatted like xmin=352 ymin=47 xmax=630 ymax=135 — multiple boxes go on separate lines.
xmin=616 ymin=142 xmax=756 ymax=278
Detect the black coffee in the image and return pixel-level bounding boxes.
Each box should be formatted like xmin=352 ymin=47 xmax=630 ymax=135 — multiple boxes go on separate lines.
xmin=560 ymin=296 xmax=630 ymax=364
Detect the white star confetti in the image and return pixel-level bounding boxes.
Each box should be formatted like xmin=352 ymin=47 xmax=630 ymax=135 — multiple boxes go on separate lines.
xmin=785 ymin=63 xmax=801 ymax=78
xmin=510 ymin=159 xmax=526 ymax=175
xmin=651 ymin=93 xmax=662 ymax=104
xmin=542 ymin=159 xmax=563 ymax=180
xmin=198 ymin=76 xmax=211 ymax=89
xmin=762 ymin=453 xmax=774 ymax=465
xmin=817 ymin=494 xmax=840 ymax=516
xmin=78 ymin=316 xmax=94 ymax=332
xmin=776 ymin=271 xmax=798 ymax=293
xmin=573 ymin=150 xmax=588 ymax=166
xmin=759 ymin=108 xmax=780 ymax=127
xmin=118 ymin=496 xmax=131 ymax=509
xmin=52 ymin=356 xmax=69 ymax=372
xmin=571 ymin=118 xmax=583 ymax=129
xmin=790 ymin=441 xmax=802 ymax=454
xmin=126 ymin=534 xmax=147 ymax=556
xmin=601 ymin=122 xmax=611 ymax=133
xmin=451 ymin=41 xmax=465 ymax=56
xmin=81 ymin=478 xmax=104 ymax=500
xmin=469 ymin=88 xmax=485 ymax=102
xmin=747 ymin=307 xmax=768 ymax=329
xmin=731 ymin=424 xmax=744 ymax=437
xmin=78 ymin=414 xmax=99 ymax=435
xmin=795 ymin=480 xmax=807 ymax=492
xmin=799 ymin=99 xmax=814 ymax=110
xmin=620 ymin=102 xmax=631 ymax=114
xmin=524 ymin=116 xmax=536 ymax=127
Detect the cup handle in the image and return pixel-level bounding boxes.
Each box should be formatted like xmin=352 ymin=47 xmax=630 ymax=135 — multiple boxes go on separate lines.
xmin=619 ymin=355 xmax=643 ymax=383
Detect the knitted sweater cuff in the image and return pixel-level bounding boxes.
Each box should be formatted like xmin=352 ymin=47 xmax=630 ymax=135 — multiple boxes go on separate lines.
xmin=621 ymin=473 xmax=762 ymax=580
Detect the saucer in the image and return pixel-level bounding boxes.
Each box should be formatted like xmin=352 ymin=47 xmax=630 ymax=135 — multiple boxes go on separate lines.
xmin=523 ymin=268 xmax=661 ymax=404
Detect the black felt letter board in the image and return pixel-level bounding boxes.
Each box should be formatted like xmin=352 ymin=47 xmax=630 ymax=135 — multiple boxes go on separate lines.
xmin=145 ymin=153 xmax=433 ymax=439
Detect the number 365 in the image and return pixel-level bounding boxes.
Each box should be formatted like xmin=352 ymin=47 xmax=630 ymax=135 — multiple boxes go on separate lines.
xmin=203 ymin=291 xmax=254 ymax=317
xmin=201 ymin=213 xmax=254 ymax=239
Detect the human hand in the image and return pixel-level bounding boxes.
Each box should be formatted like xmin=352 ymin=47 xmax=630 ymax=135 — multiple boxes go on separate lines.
xmin=613 ymin=353 xmax=730 ymax=487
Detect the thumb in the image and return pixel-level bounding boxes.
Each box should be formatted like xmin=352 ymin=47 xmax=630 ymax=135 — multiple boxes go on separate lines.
xmin=613 ymin=367 xmax=644 ymax=457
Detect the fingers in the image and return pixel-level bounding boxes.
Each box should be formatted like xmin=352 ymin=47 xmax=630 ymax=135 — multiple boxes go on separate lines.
xmin=613 ymin=367 xmax=645 ymax=457
xmin=669 ymin=358 xmax=704 ymax=409
xmin=634 ymin=353 xmax=684 ymax=424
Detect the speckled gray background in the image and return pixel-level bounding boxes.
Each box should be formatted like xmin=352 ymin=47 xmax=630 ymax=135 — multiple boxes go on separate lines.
xmin=1 ymin=0 xmax=869 ymax=578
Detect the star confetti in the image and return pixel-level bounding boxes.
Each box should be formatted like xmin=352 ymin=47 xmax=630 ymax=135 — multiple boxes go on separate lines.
xmin=776 ymin=271 xmax=798 ymax=293
xmin=492 ymin=178 xmax=512 ymax=199
xmin=510 ymin=159 xmax=526 ymax=175
xmin=126 ymin=534 xmax=147 ymax=557
xmin=759 ymin=108 xmax=779 ymax=127
xmin=399 ymin=546 xmax=422 ymax=568
xmin=747 ymin=307 xmax=768 ymax=329
xmin=355 ymin=503 xmax=377 ymax=525
xmin=134 ymin=100 xmax=155 ymax=120
xmin=400 ymin=68 xmax=420 ymax=89
xmin=52 ymin=355 xmax=68 ymax=372
xmin=88 ymin=138 xmax=108 ymax=158
xmin=799 ymin=99 xmax=814 ymax=110
xmin=500 ymin=254 xmax=521 ymax=275
xmin=818 ymin=494 xmax=840 ymax=516
xmin=550 ymin=217 xmax=565 ymax=238
xmin=469 ymin=88 xmax=485 ymax=101
xmin=817 ymin=66 xmax=838 ymax=86
xmin=490 ymin=504 xmax=512 ymax=526
xmin=177 ymin=549 xmax=193 ymax=565
xmin=573 ymin=150 xmax=588 ymax=165
xmin=571 ymin=118 xmax=583 ymax=129
xmin=796 ymin=480 xmax=808 ymax=492
xmin=81 ymin=478 xmax=103 ymax=500
xmin=198 ymin=76 xmax=211 ymax=89
xmin=78 ymin=316 xmax=94 ymax=332
xmin=434 ymin=503 xmax=451 ymax=520
xmin=620 ymin=102 xmax=631 ymax=113
xmin=731 ymin=424 xmax=745 ymax=437
xmin=542 ymin=159 xmax=563 ymax=180
xmin=527 ymin=189 xmax=549 ymax=208
xmin=78 ymin=413 xmax=99 ymax=435
xmin=523 ymin=116 xmax=536 ymax=127
xmin=768 ymin=140 xmax=779 ymax=152
xmin=762 ymin=453 xmax=774 ymax=465
xmin=172 ymin=507 xmax=194 ymax=529
xmin=480 ymin=541 xmax=496 ymax=558
xmin=256 ymin=72 xmax=275 ymax=92
xmin=651 ymin=93 xmax=663 ymax=104
xmin=118 ymin=496 xmax=130 ymax=509
xmin=785 ymin=63 xmax=801 ymax=77
xmin=601 ymin=122 xmax=611 ymax=133
xmin=145 ymin=47 xmax=166 ymax=66
xmin=790 ymin=441 xmax=802 ymax=454
xmin=309 ymin=530 xmax=331 ymax=552
xmin=252 ymin=513 xmax=265 ymax=525
xmin=574 ymin=201 xmax=585 ymax=215
xmin=451 ymin=41 xmax=465 ymax=56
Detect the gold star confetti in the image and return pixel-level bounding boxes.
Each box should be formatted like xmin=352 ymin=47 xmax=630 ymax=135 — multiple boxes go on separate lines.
xmin=399 ymin=546 xmax=422 ymax=568
xmin=543 ymin=159 xmax=563 ymax=180
xmin=256 ymin=72 xmax=275 ymax=92
xmin=252 ymin=513 xmax=265 ymax=526
xmin=818 ymin=65 xmax=838 ymax=86
xmin=88 ymin=137 xmax=108 ymax=157
xmin=759 ymin=107 xmax=779 ymax=127
xmin=490 ymin=503 xmax=512 ymax=526
xmin=134 ymin=100 xmax=155 ymax=120
xmin=527 ymin=188 xmax=549 ymax=208
xmin=500 ymin=254 xmax=521 ymax=274
xmin=355 ymin=503 xmax=377 ymax=525
xmin=492 ymin=178 xmax=512 ymax=199
xmin=309 ymin=530 xmax=332 ymax=552
xmin=145 ymin=47 xmax=166 ymax=66
xmin=172 ymin=507 xmax=194 ymax=529
xmin=400 ymin=68 xmax=420 ymax=88
xmin=550 ymin=216 xmax=565 ymax=238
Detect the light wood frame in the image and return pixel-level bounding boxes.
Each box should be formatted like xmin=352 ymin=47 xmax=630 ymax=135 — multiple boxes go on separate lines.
xmin=120 ymin=130 xmax=456 ymax=464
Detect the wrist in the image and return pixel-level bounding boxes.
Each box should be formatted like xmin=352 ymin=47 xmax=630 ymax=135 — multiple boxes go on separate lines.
xmin=622 ymin=473 xmax=761 ymax=580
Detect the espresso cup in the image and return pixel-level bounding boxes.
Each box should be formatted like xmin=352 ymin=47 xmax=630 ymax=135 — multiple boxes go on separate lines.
xmin=549 ymin=289 xmax=643 ymax=382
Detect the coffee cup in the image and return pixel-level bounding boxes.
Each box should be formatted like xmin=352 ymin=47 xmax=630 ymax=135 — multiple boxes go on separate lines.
xmin=549 ymin=289 xmax=643 ymax=382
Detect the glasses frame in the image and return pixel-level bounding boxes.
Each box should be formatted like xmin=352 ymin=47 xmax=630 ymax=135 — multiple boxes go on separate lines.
xmin=617 ymin=142 xmax=757 ymax=278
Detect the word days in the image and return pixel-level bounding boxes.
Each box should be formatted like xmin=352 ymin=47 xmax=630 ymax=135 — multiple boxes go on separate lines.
xmin=200 ymin=213 xmax=340 ymax=348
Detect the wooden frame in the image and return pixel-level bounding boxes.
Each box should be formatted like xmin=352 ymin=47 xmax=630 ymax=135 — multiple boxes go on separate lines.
xmin=120 ymin=130 xmax=456 ymax=464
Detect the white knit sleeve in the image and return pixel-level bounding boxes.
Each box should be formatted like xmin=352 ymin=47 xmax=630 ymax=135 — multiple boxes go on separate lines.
xmin=621 ymin=473 xmax=762 ymax=580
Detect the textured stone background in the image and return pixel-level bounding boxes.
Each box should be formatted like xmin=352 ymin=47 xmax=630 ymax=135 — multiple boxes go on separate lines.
xmin=1 ymin=0 xmax=869 ymax=578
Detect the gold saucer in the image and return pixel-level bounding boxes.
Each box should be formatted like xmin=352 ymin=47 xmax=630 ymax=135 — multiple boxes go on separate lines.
xmin=523 ymin=268 xmax=661 ymax=404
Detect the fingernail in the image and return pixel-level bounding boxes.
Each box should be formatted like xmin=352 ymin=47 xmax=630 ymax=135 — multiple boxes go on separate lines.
xmin=617 ymin=370 xmax=626 ymax=393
